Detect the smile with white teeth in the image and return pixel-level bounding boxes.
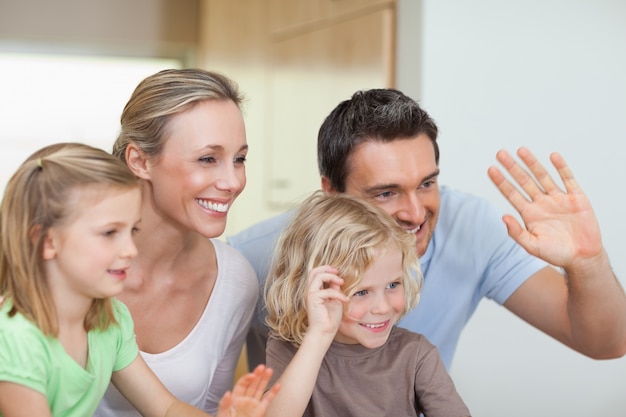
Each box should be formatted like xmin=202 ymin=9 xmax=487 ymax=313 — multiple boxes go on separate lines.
xmin=195 ymin=198 xmax=229 ymax=213
xmin=361 ymin=322 xmax=386 ymax=329
xmin=407 ymin=224 xmax=421 ymax=234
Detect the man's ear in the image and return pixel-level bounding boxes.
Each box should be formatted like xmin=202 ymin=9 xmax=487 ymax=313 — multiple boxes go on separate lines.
xmin=321 ymin=176 xmax=336 ymax=194
xmin=126 ymin=144 xmax=151 ymax=180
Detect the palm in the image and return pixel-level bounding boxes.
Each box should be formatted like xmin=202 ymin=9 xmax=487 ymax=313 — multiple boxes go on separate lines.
xmin=488 ymin=148 xmax=603 ymax=269
xmin=216 ymin=365 xmax=279 ymax=417
xmin=222 ymin=397 xmax=269 ymax=417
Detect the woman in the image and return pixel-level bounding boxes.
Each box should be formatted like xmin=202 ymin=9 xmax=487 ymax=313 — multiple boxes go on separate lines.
xmin=95 ymin=69 xmax=258 ymax=416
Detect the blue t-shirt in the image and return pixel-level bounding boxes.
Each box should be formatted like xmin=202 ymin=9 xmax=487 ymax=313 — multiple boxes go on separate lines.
xmin=227 ymin=186 xmax=547 ymax=369
xmin=0 ymin=298 xmax=138 ymax=417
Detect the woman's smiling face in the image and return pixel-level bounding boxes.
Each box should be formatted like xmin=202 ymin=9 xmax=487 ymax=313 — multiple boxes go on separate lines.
xmin=145 ymin=99 xmax=247 ymax=237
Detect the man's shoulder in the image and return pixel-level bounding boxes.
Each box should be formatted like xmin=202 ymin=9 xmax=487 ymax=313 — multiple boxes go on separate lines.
xmin=440 ymin=185 xmax=489 ymax=207
xmin=438 ymin=185 xmax=501 ymax=224
xmin=227 ymin=210 xmax=295 ymax=250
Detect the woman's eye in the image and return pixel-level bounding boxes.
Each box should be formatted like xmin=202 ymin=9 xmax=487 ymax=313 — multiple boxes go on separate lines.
xmin=199 ymin=156 xmax=216 ymax=163
xmin=234 ymin=156 xmax=247 ymax=164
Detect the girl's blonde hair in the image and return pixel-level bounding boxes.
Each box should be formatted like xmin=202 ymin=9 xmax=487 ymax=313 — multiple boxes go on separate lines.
xmin=0 ymin=142 xmax=139 ymax=336
xmin=112 ymin=68 xmax=244 ymax=162
xmin=265 ymin=191 xmax=422 ymax=346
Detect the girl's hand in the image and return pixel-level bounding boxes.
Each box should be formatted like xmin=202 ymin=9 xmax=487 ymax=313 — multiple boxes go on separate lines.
xmin=305 ymin=266 xmax=349 ymax=337
xmin=216 ymin=365 xmax=280 ymax=417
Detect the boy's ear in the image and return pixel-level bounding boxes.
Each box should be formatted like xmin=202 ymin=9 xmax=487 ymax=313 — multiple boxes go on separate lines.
xmin=125 ymin=144 xmax=151 ymax=180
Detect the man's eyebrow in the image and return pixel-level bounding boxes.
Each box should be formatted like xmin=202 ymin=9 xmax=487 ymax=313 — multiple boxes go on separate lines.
xmin=363 ymin=183 xmax=401 ymax=194
xmin=424 ymin=169 xmax=441 ymax=181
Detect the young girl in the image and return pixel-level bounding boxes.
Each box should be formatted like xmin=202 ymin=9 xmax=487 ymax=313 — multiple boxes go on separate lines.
xmin=264 ymin=191 xmax=470 ymax=417
xmin=0 ymin=143 xmax=278 ymax=417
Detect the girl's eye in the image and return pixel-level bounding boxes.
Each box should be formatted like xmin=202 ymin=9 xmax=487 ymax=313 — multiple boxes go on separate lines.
xmin=387 ymin=281 xmax=401 ymax=290
xmin=353 ymin=290 xmax=368 ymax=297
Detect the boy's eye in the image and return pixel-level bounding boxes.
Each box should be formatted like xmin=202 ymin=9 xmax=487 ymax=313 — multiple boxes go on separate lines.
xmin=387 ymin=281 xmax=403 ymax=290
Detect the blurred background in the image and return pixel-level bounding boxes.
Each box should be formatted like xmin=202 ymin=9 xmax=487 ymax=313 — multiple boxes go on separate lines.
xmin=1 ymin=0 xmax=625 ymax=415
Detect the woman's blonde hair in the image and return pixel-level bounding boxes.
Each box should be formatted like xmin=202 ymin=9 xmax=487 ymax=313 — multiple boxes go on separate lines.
xmin=265 ymin=191 xmax=422 ymax=346
xmin=112 ymin=68 xmax=244 ymax=162
xmin=0 ymin=142 xmax=139 ymax=336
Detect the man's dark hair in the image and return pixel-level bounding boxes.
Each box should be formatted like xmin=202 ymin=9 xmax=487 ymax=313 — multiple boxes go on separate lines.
xmin=317 ymin=88 xmax=439 ymax=192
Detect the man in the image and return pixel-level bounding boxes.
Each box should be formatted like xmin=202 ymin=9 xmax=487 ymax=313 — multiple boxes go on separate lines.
xmin=228 ymin=88 xmax=626 ymax=370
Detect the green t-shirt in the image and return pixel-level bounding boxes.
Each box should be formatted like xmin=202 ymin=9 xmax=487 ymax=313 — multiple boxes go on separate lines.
xmin=0 ymin=298 xmax=138 ymax=417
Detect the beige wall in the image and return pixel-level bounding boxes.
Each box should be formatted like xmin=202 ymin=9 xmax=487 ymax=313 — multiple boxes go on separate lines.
xmin=0 ymin=0 xmax=199 ymax=61
xmin=198 ymin=0 xmax=396 ymax=236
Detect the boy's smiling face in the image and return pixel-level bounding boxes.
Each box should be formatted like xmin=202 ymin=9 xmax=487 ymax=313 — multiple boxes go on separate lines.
xmin=334 ymin=244 xmax=406 ymax=348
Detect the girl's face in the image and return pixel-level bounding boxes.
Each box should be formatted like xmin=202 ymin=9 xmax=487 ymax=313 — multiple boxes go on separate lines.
xmin=335 ymin=245 xmax=406 ymax=348
xmin=43 ymin=186 xmax=141 ymax=302
xmin=145 ymin=99 xmax=247 ymax=237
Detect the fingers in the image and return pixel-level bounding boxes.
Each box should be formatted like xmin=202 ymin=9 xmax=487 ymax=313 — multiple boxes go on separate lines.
xmin=308 ymin=266 xmax=349 ymax=303
xmin=261 ymin=382 xmax=281 ymax=407
xmin=232 ymin=365 xmax=273 ymax=400
xmin=490 ymin=147 xmax=577 ymax=202
xmin=217 ymin=390 xmax=232 ymax=416
xmin=494 ymin=148 xmax=551 ymax=199
xmin=549 ymin=152 xmax=580 ymax=194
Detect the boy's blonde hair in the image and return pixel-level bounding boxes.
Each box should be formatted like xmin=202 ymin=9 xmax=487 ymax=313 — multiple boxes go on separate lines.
xmin=0 ymin=142 xmax=139 ymax=336
xmin=265 ymin=191 xmax=422 ymax=346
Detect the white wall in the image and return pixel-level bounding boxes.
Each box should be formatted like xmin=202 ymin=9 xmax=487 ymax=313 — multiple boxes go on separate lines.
xmin=398 ymin=1 xmax=626 ymax=416
xmin=0 ymin=54 xmax=180 ymax=194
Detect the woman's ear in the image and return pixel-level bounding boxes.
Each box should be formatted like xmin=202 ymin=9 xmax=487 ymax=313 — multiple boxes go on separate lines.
xmin=126 ymin=144 xmax=151 ymax=180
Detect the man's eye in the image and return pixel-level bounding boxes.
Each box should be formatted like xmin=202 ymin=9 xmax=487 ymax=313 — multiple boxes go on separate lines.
xmin=376 ymin=191 xmax=394 ymax=199
xmin=420 ymin=178 xmax=438 ymax=189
